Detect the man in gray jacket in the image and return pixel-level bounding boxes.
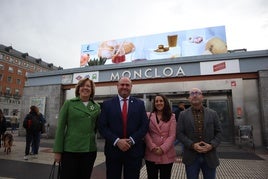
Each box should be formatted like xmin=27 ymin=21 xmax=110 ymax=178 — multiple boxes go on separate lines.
xmin=177 ymin=88 xmax=222 ymax=179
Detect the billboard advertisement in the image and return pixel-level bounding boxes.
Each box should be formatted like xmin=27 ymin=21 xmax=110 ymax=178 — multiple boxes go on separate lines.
xmin=80 ymin=26 xmax=227 ymax=66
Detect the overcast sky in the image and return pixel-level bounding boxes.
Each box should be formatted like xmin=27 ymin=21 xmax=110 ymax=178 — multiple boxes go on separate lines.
xmin=0 ymin=0 xmax=267 ymax=69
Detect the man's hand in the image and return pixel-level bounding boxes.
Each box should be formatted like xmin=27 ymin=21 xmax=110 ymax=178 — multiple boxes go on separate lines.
xmin=116 ymin=139 xmax=131 ymax=152
xmin=193 ymin=141 xmax=213 ymax=153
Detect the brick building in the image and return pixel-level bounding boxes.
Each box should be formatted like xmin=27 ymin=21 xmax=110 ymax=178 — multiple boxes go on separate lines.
xmin=0 ymin=44 xmax=63 ymax=120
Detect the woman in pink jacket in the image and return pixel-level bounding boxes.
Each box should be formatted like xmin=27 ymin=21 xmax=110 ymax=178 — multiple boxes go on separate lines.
xmin=144 ymin=94 xmax=177 ymax=179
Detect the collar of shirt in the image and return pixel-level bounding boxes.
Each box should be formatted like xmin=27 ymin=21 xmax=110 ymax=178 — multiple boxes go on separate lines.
xmin=118 ymin=95 xmax=129 ymax=101
xmin=118 ymin=95 xmax=129 ymax=109
xmin=192 ymin=106 xmax=204 ymax=113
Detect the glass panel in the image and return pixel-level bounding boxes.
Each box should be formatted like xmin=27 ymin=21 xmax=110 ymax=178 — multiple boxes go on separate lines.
xmin=208 ymin=100 xmax=233 ymax=142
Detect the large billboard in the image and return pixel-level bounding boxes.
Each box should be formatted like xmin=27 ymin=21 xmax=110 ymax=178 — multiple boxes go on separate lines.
xmin=80 ymin=26 xmax=227 ymax=66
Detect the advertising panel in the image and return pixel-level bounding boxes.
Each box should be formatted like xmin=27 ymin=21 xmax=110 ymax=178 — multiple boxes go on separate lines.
xmin=73 ymin=71 xmax=99 ymax=83
xmin=30 ymin=97 xmax=46 ymax=115
xmin=200 ymin=59 xmax=240 ymax=75
xmin=80 ymin=26 xmax=227 ymax=66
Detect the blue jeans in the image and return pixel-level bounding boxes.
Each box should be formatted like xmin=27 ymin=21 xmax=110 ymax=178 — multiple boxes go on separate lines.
xmin=185 ymin=154 xmax=216 ymax=179
xmin=11 ymin=123 xmax=17 ymax=132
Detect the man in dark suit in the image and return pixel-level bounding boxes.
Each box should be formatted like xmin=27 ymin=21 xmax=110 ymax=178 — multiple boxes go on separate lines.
xmin=98 ymin=77 xmax=149 ymax=179
xmin=177 ymin=88 xmax=222 ymax=179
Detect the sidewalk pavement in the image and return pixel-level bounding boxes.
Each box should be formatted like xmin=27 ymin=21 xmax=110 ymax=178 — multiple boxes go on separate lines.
xmin=0 ymin=132 xmax=268 ymax=179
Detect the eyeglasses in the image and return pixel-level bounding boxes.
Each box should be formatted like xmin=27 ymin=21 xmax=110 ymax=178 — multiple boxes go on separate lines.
xmin=190 ymin=91 xmax=202 ymax=96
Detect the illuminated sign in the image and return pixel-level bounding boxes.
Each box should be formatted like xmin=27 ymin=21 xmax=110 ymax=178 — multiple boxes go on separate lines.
xmin=81 ymin=26 xmax=227 ymax=66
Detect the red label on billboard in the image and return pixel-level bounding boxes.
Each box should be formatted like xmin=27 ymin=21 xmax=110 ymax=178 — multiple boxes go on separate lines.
xmin=213 ymin=62 xmax=226 ymax=72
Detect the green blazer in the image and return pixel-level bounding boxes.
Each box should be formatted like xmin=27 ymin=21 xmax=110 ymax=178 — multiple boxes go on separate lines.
xmin=53 ymin=97 xmax=100 ymax=153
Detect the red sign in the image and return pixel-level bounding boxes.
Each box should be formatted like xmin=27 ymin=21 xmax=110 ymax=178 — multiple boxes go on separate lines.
xmin=237 ymin=107 xmax=242 ymax=117
xmin=213 ymin=62 xmax=226 ymax=72
xmin=231 ymin=81 xmax=236 ymax=86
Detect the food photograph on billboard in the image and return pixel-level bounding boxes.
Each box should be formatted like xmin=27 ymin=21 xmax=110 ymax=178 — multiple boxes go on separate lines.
xmin=80 ymin=26 xmax=227 ymax=67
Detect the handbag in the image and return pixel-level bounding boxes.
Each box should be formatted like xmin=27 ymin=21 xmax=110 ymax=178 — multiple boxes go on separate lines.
xmin=49 ymin=161 xmax=61 ymax=179
xmin=41 ymin=123 xmax=46 ymax=134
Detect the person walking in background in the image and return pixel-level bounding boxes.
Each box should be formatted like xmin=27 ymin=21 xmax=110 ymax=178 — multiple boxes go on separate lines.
xmin=174 ymin=101 xmax=185 ymax=122
xmin=23 ymin=105 xmax=45 ymax=160
xmin=30 ymin=110 xmax=45 ymax=155
xmin=177 ymin=88 xmax=222 ymax=179
xmin=53 ymin=78 xmax=100 ymax=179
xmin=174 ymin=101 xmax=185 ymax=162
xmin=98 ymin=77 xmax=149 ymax=179
xmin=10 ymin=113 xmax=18 ymax=134
xmin=144 ymin=94 xmax=176 ymax=179
xmin=0 ymin=109 xmax=7 ymax=148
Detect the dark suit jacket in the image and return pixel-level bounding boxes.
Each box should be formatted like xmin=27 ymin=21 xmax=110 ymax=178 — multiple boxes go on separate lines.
xmin=98 ymin=96 xmax=149 ymax=158
xmin=177 ymin=106 xmax=222 ymax=168
xmin=174 ymin=108 xmax=183 ymax=121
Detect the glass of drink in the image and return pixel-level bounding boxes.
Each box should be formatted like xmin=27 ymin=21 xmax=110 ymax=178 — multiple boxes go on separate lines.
xmin=167 ymin=35 xmax=178 ymax=47
xmin=112 ymin=43 xmax=126 ymax=63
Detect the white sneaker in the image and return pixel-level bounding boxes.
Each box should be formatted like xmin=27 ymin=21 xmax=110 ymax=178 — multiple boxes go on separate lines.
xmin=32 ymin=154 xmax=38 ymax=159
xmin=24 ymin=155 xmax=29 ymax=160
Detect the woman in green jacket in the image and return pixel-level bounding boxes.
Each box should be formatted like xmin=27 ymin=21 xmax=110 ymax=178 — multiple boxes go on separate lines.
xmin=53 ymin=78 xmax=100 ymax=179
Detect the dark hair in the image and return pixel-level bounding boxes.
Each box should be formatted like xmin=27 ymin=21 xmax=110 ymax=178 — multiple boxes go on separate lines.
xmin=152 ymin=94 xmax=172 ymax=122
xmin=30 ymin=105 xmax=40 ymax=115
xmin=75 ymin=78 xmax=95 ymax=99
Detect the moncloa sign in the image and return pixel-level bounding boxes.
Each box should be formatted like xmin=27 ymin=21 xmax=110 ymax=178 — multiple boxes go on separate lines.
xmin=110 ymin=66 xmax=186 ymax=80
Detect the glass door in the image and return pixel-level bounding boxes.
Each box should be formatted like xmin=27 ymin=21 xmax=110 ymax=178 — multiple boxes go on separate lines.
xmin=207 ymin=99 xmax=234 ymax=143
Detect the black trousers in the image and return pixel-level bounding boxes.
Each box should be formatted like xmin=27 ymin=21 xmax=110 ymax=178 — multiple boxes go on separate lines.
xmin=106 ymin=153 xmax=142 ymax=179
xmin=25 ymin=131 xmax=39 ymax=155
xmin=60 ymin=151 xmax=97 ymax=179
xmin=145 ymin=160 xmax=173 ymax=179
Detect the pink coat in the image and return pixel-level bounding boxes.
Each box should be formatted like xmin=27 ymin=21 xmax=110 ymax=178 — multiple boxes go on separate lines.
xmin=144 ymin=112 xmax=176 ymax=164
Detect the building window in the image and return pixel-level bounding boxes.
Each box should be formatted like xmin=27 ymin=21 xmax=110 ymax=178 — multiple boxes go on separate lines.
xmin=0 ymin=54 xmax=3 ymax=60
xmin=10 ymin=57 xmax=14 ymax=63
xmin=8 ymin=66 xmax=14 ymax=73
xmin=16 ymin=78 xmax=21 ymax=85
xmin=18 ymin=69 xmax=23 ymax=75
xmin=15 ymin=89 xmax=20 ymax=95
xmin=0 ymin=74 xmax=2 ymax=81
xmin=6 ymin=87 xmax=11 ymax=94
xmin=3 ymin=109 xmax=9 ymax=116
xmin=7 ymin=76 xmax=12 ymax=83
xmin=0 ymin=64 xmax=4 ymax=70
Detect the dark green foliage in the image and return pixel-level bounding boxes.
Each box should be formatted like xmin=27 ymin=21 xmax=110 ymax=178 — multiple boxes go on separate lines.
xmin=87 ymin=57 xmax=107 ymax=66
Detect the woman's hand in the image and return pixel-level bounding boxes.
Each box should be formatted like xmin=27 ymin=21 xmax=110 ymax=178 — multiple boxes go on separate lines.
xmin=54 ymin=153 xmax=62 ymax=163
xmin=153 ymin=147 xmax=163 ymax=155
